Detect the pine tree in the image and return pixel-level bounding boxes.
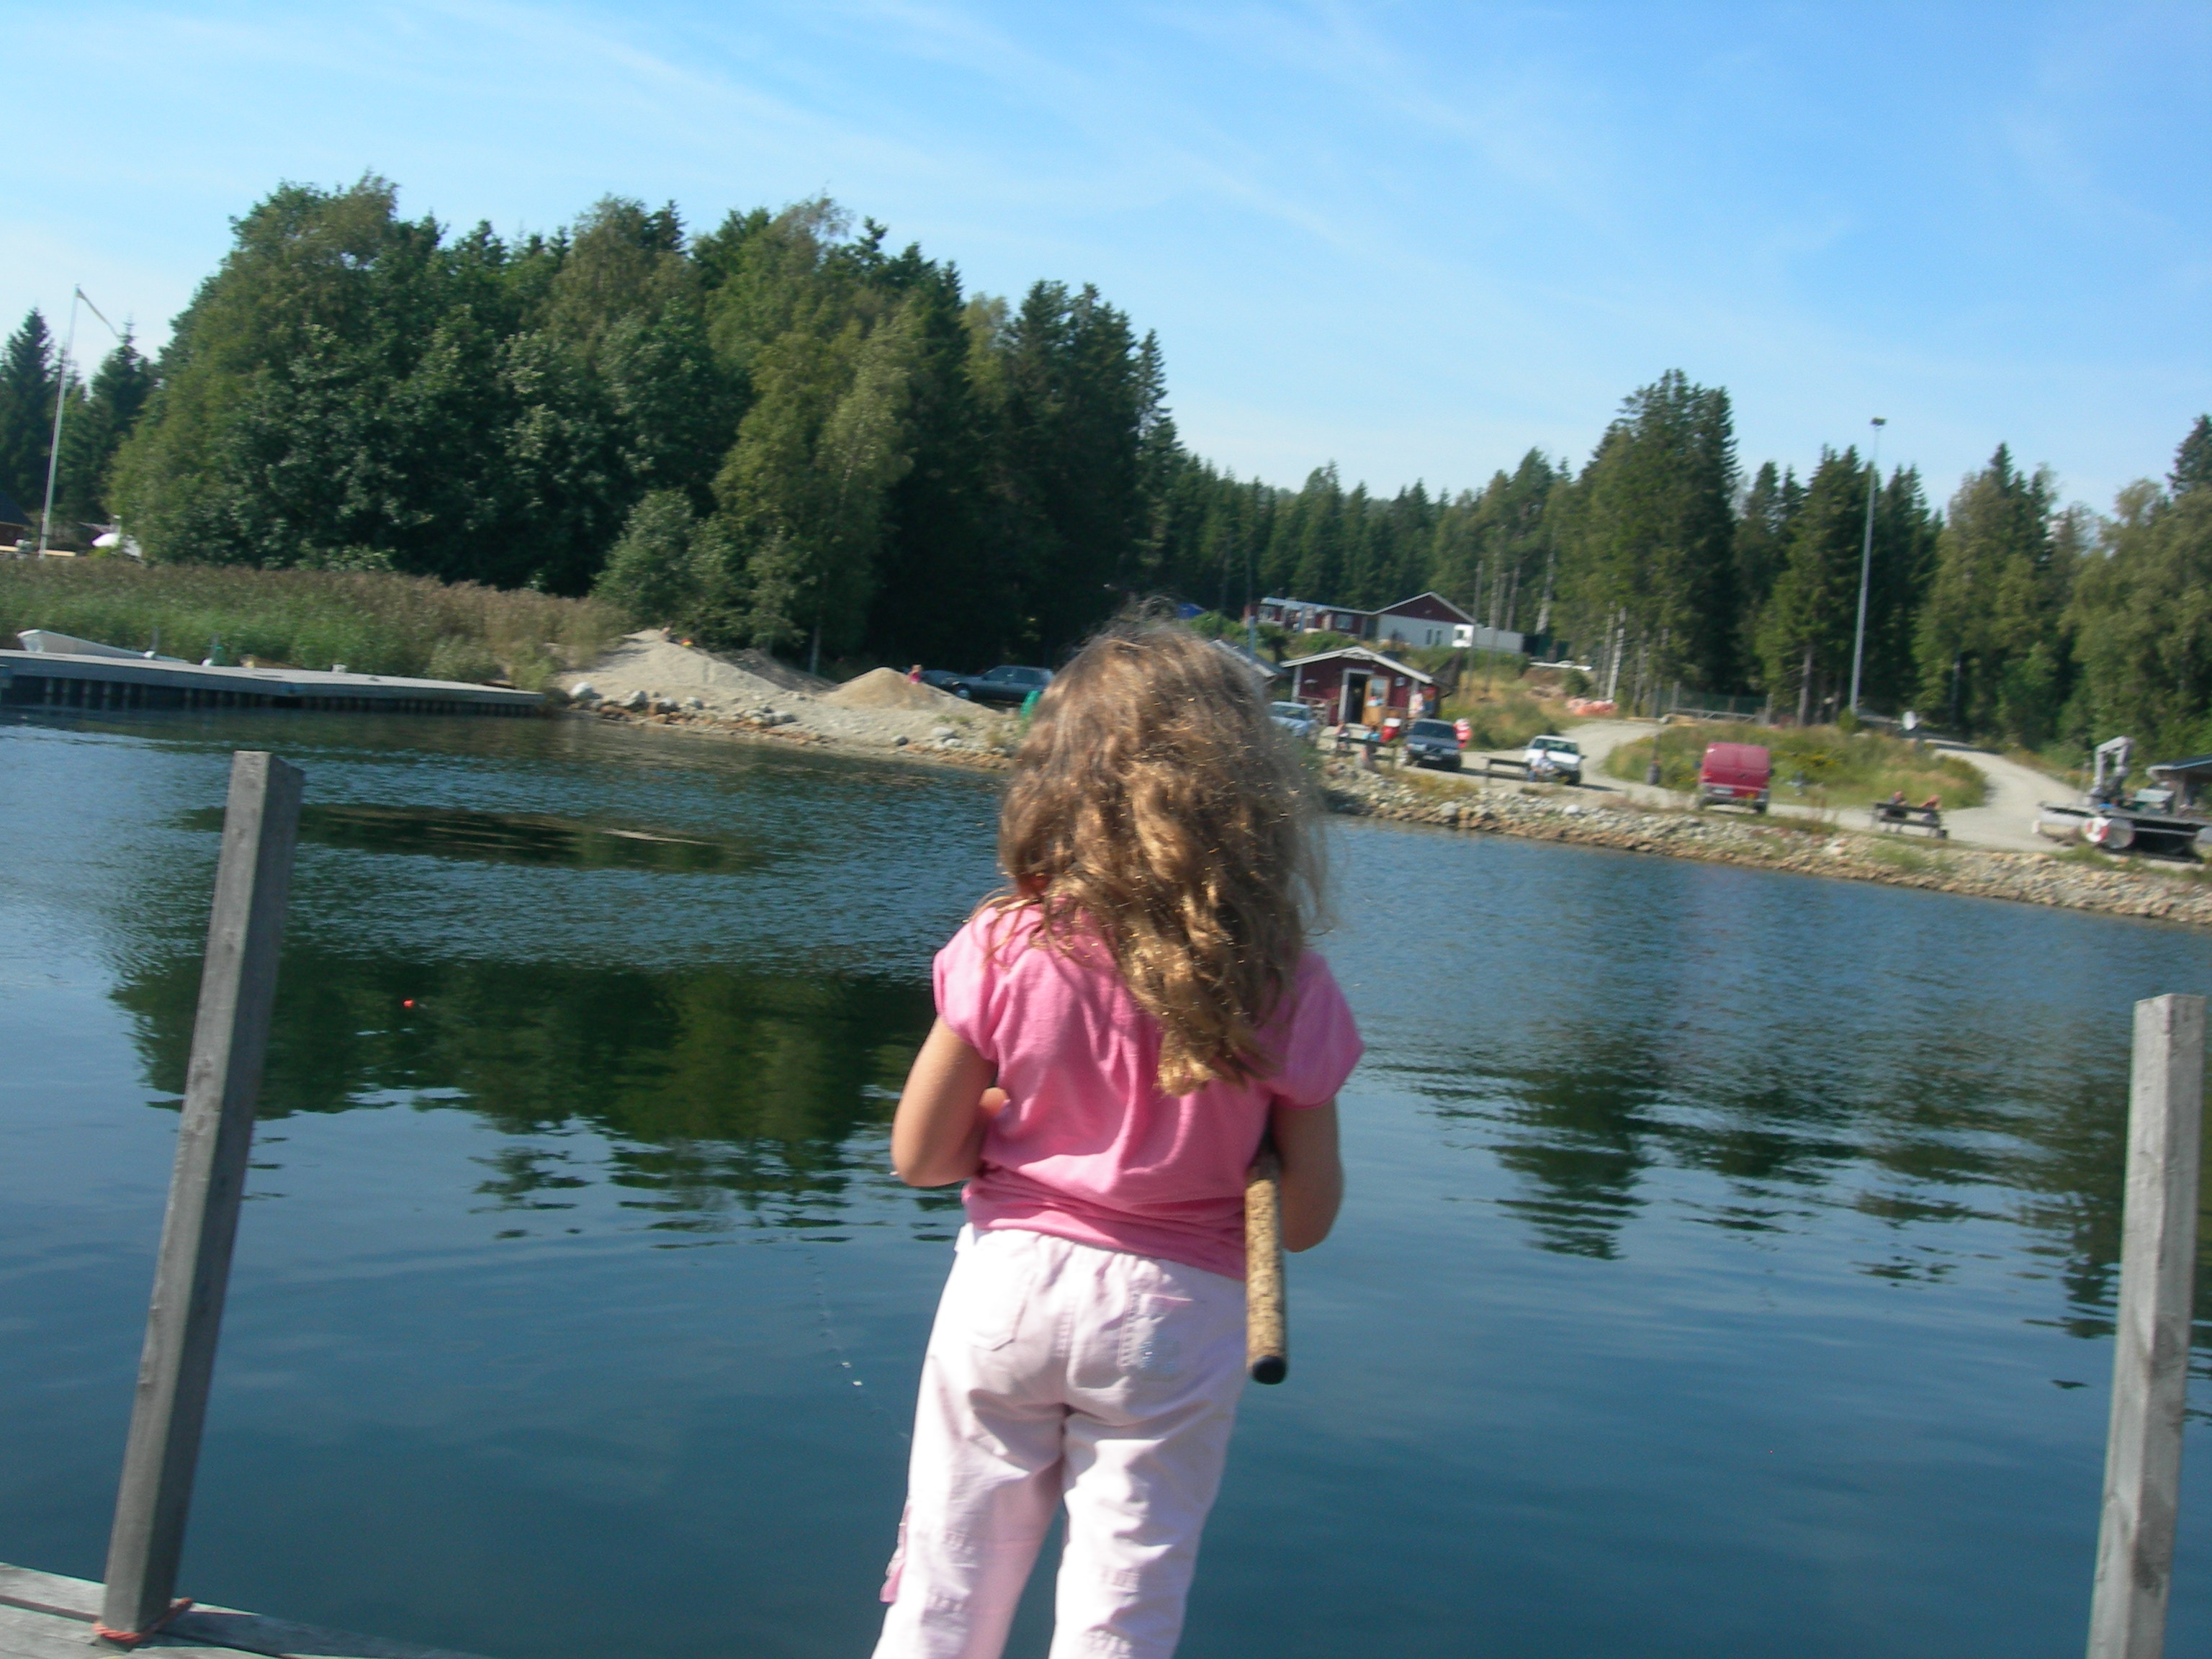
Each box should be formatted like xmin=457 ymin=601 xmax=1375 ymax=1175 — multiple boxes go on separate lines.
xmin=1730 ymin=461 xmax=1800 ymax=686
xmin=866 ymin=261 xmax=1004 ymax=665
xmin=1914 ymin=445 xmax=2070 ymax=742
xmin=0 ymin=310 xmax=57 ymax=513
xmin=1757 ymin=448 xmax=1869 ymax=722
xmin=1553 ymin=371 xmax=1738 ymax=703
xmin=55 ymin=333 xmax=157 ymax=526
xmin=1863 ymin=467 xmax=1939 ymax=714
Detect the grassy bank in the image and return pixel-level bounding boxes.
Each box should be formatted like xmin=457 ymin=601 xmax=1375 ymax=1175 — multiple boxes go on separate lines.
xmin=1606 ymin=721 xmax=1988 ymax=811
xmin=0 ymin=559 xmax=627 ymax=690
xmin=1442 ymin=676 xmax=1575 ymax=750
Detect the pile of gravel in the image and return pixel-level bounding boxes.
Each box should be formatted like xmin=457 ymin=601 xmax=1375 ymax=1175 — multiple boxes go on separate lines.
xmin=824 ymin=667 xmax=971 ymax=713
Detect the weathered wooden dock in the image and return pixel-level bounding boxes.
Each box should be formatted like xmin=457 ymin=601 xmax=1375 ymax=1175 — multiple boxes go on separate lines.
xmin=0 ymin=1563 xmax=495 ymax=1658
xmin=0 ymin=649 xmax=541 ymax=716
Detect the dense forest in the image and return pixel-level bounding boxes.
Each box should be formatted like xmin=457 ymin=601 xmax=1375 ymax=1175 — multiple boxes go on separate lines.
xmin=2 ymin=177 xmax=2208 ymax=758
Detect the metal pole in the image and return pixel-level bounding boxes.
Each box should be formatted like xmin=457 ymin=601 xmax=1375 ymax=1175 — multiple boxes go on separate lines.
xmin=1848 ymin=416 xmax=1886 ymax=716
xmin=99 ymin=752 xmax=305 ymax=1643
xmin=36 ymin=290 xmax=81 ymax=557
xmin=2087 ymin=993 xmax=2204 ymax=1659
xmin=1245 ymin=546 xmax=1258 ymax=660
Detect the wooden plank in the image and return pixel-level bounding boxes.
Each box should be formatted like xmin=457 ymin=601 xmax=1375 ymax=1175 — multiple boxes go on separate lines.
xmin=2087 ymin=993 xmax=2205 ymax=1659
xmin=101 ymin=755 xmax=305 ymax=1642
xmin=0 ymin=1565 xmax=497 ymax=1659
xmin=0 ymin=1599 xmax=245 ymax=1655
xmin=0 ymin=1562 xmax=107 ymax=1617
xmin=170 ymin=1606 xmax=500 ymax=1659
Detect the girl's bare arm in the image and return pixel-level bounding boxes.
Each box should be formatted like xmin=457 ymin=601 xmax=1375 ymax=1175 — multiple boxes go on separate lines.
xmin=1269 ymin=1098 xmax=1343 ymax=1251
xmin=891 ymin=1018 xmax=1003 ymax=1187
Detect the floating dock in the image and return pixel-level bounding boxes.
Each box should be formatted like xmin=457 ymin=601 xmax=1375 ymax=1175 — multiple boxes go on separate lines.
xmin=0 ymin=1563 xmax=495 ymax=1658
xmin=0 ymin=649 xmax=541 ymax=716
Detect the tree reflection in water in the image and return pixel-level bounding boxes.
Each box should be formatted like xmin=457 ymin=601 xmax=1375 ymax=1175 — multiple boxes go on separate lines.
xmin=1415 ymin=1009 xmax=2193 ymax=1358
xmin=111 ymin=950 xmax=956 ymax=1236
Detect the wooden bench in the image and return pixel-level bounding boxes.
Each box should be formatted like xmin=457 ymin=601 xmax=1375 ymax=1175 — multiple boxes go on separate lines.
xmin=1870 ymin=801 xmax=1947 ymax=839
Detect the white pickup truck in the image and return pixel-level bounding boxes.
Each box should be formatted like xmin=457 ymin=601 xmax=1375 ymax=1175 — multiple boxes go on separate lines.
xmin=1523 ymin=734 xmax=1583 ymax=786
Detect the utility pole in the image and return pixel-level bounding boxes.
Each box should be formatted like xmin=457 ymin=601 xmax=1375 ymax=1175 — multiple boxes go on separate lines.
xmin=1848 ymin=416 xmax=1887 ymax=716
xmin=36 ymin=287 xmax=121 ymax=557
xmin=36 ymin=297 xmax=79 ymax=557
xmin=1245 ymin=544 xmax=1258 ymax=660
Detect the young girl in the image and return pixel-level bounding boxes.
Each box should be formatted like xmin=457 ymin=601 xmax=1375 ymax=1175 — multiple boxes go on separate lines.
xmin=873 ymin=621 xmax=1361 ymax=1659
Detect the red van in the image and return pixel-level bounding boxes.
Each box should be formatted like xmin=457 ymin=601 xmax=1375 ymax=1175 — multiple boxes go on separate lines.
xmin=1699 ymin=742 xmax=1771 ymax=812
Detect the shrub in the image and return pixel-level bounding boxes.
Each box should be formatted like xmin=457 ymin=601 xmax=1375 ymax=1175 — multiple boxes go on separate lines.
xmin=593 ymin=491 xmax=702 ymax=629
xmin=1447 ymin=686 xmax=1571 ymax=751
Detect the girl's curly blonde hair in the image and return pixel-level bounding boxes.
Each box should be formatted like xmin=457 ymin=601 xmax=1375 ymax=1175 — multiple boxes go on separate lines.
xmin=990 ymin=618 xmax=1323 ymax=1095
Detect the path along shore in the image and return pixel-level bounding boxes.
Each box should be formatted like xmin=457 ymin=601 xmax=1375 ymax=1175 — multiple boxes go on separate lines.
xmin=1324 ymin=760 xmax=2212 ymax=929
xmin=576 ymin=691 xmax=2212 ymax=931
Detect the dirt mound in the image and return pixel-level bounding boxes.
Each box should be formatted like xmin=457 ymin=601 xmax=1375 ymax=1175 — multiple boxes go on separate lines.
xmin=824 ymin=667 xmax=971 ymax=712
xmin=722 ymin=648 xmax=835 ymax=697
xmin=561 ymin=631 xmax=796 ymax=709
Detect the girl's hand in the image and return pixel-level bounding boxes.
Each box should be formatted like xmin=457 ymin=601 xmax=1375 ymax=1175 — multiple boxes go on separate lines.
xmin=891 ymin=1020 xmax=1000 ymax=1187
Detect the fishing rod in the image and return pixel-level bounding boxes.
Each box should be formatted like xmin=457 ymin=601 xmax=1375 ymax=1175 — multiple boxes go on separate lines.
xmin=1244 ymin=1142 xmax=1287 ymax=1384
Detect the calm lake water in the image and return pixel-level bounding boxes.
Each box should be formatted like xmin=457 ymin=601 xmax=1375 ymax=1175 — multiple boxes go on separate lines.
xmin=1 ymin=708 xmax=2206 ymax=1658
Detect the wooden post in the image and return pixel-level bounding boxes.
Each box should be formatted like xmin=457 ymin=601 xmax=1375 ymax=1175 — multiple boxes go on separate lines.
xmin=1245 ymin=1146 xmax=1287 ymax=1385
xmin=99 ymin=752 xmax=304 ymax=1644
xmin=2088 ymin=993 xmax=2205 ymax=1659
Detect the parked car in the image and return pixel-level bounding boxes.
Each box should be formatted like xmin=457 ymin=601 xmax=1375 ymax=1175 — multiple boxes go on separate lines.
xmin=1403 ymin=717 xmax=1465 ymax=770
xmin=925 ymin=665 xmax=1053 ymax=705
xmin=1699 ymin=742 xmax=1771 ymax=812
xmin=1269 ymin=700 xmax=1318 ymax=741
xmin=1523 ymin=734 xmax=1583 ymax=785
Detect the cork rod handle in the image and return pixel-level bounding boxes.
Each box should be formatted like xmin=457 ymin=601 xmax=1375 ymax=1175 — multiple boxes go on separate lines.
xmin=1245 ymin=1144 xmax=1287 ymax=1384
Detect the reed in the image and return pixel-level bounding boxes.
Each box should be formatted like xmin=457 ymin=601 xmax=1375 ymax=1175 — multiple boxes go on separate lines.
xmin=0 ymin=559 xmax=626 ymax=690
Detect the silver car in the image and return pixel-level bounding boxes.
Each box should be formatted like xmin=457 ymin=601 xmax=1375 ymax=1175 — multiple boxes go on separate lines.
xmin=1269 ymin=701 xmax=1318 ymax=741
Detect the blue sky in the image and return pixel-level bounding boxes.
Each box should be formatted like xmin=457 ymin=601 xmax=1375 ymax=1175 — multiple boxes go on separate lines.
xmin=8 ymin=1 xmax=2207 ymax=512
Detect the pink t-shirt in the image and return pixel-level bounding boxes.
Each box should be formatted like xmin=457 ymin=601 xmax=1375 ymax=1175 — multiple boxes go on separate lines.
xmin=933 ymin=906 xmax=1363 ymax=1280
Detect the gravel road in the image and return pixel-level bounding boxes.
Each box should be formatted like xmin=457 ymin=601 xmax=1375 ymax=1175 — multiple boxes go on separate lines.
xmin=1456 ymin=719 xmax=2067 ymax=854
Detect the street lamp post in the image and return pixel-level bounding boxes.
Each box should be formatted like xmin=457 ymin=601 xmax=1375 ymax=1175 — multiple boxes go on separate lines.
xmin=1848 ymin=416 xmax=1887 ymax=717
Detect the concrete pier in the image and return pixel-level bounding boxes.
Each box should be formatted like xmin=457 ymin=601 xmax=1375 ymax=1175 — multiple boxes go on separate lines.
xmin=0 ymin=1563 xmax=496 ymax=1658
xmin=0 ymin=649 xmax=541 ymax=716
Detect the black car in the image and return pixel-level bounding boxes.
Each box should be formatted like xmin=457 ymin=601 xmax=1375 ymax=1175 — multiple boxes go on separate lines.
xmin=1402 ymin=717 xmax=1465 ymax=770
xmin=925 ymin=665 xmax=1053 ymax=705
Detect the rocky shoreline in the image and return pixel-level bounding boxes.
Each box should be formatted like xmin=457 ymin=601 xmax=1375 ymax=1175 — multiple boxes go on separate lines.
xmin=571 ymin=698 xmax=1017 ymax=772
xmin=1323 ymin=762 xmax=2212 ymax=928
xmin=570 ymin=701 xmax=2211 ymax=930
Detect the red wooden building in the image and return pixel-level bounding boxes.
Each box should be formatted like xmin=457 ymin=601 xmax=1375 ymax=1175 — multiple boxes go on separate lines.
xmin=1282 ymin=646 xmax=1437 ymax=728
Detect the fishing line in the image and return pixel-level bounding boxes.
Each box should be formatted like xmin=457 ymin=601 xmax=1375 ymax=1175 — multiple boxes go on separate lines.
xmin=799 ymin=1240 xmax=909 ymax=1447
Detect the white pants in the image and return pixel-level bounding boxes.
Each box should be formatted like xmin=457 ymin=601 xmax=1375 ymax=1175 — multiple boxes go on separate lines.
xmin=872 ymin=1226 xmax=1249 ymax=1659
